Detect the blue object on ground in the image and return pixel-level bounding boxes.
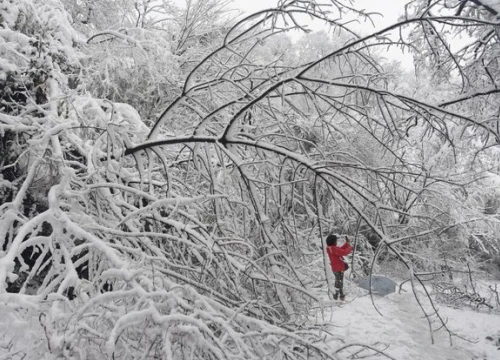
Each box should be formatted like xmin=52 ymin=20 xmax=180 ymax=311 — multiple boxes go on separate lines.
xmin=358 ymin=275 xmax=397 ymax=296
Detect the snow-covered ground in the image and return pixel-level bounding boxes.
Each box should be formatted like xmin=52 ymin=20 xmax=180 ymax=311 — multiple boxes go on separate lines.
xmin=315 ymin=285 xmax=500 ymax=360
xmin=1 ymin=283 xmax=500 ymax=359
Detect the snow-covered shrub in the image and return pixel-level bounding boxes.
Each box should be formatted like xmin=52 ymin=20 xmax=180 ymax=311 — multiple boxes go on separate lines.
xmin=434 ymin=281 xmax=494 ymax=311
xmin=0 ymin=1 xmax=342 ymax=358
xmin=83 ymin=28 xmax=179 ymax=124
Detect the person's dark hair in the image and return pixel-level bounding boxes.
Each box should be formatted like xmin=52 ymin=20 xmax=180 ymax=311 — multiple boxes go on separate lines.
xmin=326 ymin=234 xmax=338 ymax=246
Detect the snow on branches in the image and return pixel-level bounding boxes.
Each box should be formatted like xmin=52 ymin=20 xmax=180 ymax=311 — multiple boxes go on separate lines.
xmin=1 ymin=0 xmax=500 ymax=358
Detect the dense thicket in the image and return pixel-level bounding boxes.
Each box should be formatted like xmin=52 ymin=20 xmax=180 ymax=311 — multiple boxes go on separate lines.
xmin=0 ymin=0 xmax=499 ymax=358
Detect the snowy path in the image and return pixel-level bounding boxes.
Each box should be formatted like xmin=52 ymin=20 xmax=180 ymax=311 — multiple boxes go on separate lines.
xmin=1 ymin=285 xmax=499 ymax=359
xmin=316 ymin=287 xmax=500 ymax=359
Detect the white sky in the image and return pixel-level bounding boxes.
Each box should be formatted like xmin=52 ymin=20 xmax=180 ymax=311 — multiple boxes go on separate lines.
xmin=229 ymin=0 xmax=414 ymax=69
xmin=231 ymin=0 xmax=409 ymax=30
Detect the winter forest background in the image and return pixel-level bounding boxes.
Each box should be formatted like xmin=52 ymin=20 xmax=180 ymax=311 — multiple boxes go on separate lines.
xmin=1 ymin=0 xmax=500 ymax=358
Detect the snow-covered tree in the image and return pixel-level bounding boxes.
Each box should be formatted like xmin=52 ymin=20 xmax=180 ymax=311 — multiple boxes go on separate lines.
xmin=1 ymin=0 xmax=500 ymax=358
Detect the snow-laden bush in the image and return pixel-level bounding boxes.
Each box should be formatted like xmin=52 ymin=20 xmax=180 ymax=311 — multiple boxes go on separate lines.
xmin=0 ymin=1 xmax=339 ymax=358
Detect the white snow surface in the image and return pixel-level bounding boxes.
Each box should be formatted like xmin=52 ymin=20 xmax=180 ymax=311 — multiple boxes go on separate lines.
xmin=315 ymin=287 xmax=500 ymax=360
xmin=1 ymin=285 xmax=500 ymax=358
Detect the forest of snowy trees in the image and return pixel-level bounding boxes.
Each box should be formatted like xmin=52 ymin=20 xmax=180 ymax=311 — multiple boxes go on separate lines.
xmin=0 ymin=0 xmax=500 ymax=358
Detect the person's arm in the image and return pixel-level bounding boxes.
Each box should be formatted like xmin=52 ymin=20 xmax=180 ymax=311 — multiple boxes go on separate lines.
xmin=343 ymin=237 xmax=353 ymax=253
xmin=331 ymin=242 xmax=352 ymax=256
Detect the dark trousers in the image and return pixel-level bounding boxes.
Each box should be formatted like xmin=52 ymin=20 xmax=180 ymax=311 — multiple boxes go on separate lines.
xmin=334 ymin=271 xmax=344 ymax=295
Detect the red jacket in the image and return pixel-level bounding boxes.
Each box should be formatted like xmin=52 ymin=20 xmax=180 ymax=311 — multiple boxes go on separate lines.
xmin=327 ymin=242 xmax=353 ymax=272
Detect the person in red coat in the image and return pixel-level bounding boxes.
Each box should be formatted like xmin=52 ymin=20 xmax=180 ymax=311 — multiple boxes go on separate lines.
xmin=326 ymin=234 xmax=352 ymax=300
